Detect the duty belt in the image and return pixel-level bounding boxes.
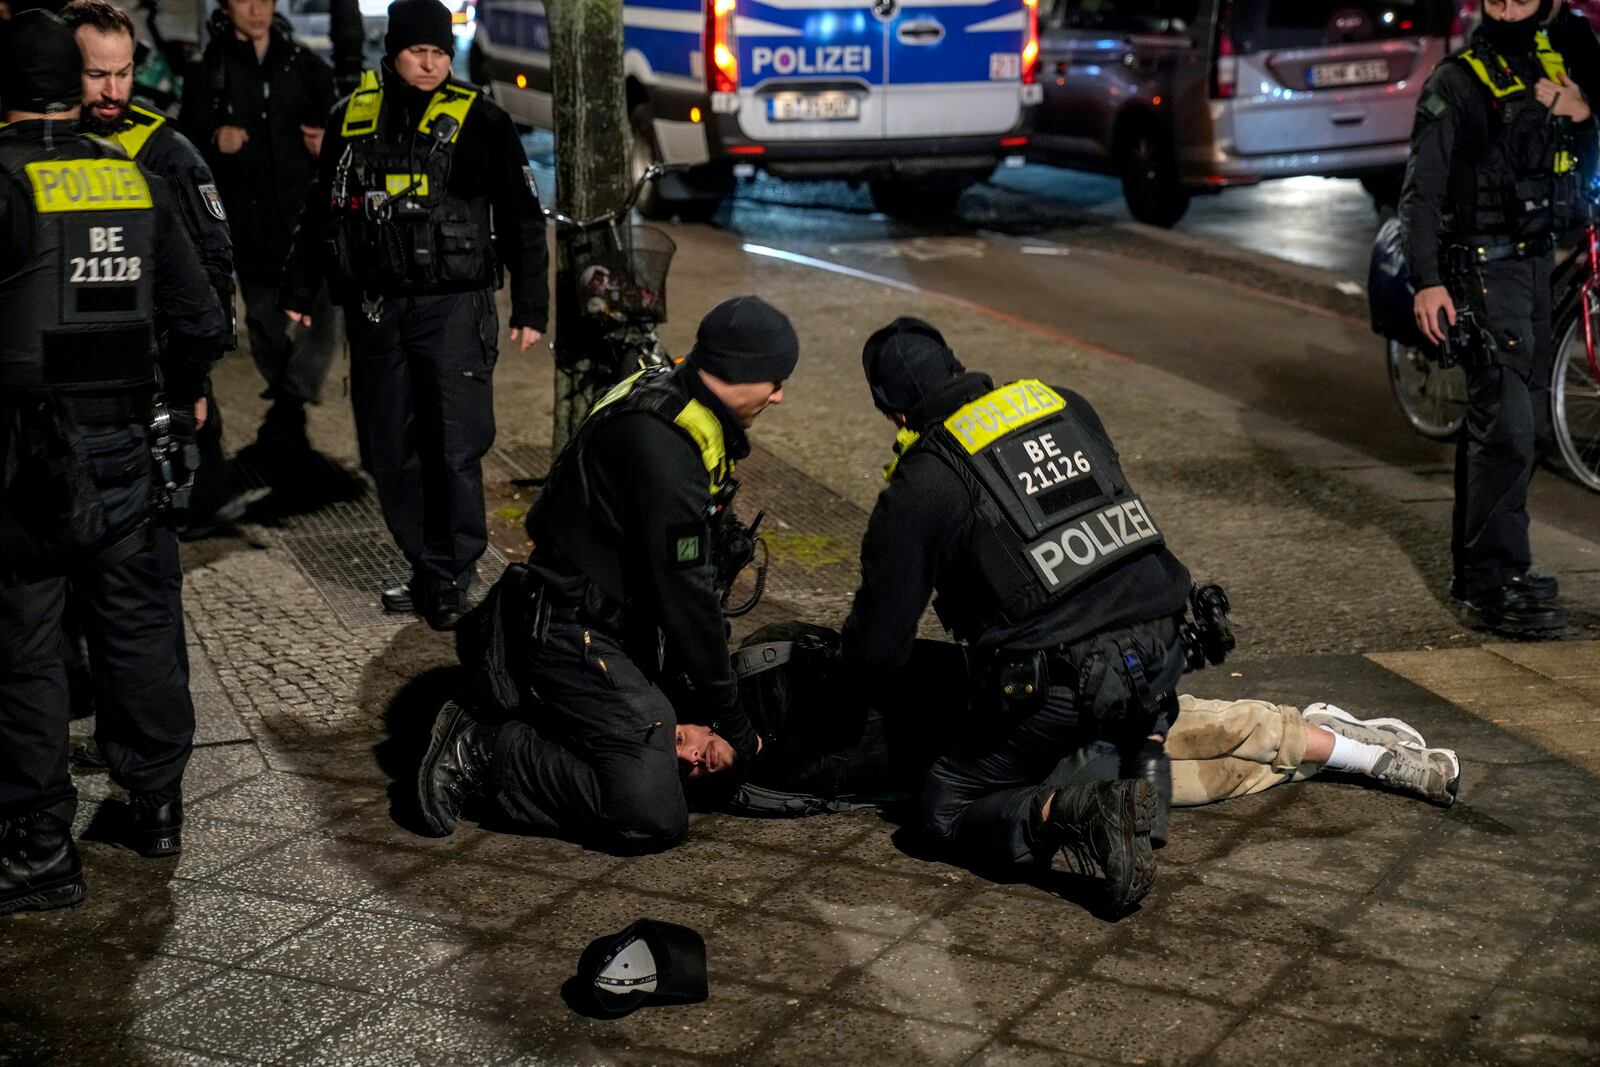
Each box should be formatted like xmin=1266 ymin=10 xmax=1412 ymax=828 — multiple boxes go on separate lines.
xmin=61 ymin=391 xmax=148 ymax=425
xmin=1449 ymin=234 xmax=1555 ymax=266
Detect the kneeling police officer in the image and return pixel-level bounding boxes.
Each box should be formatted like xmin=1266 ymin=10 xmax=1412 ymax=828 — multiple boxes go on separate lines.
xmin=0 ymin=12 xmax=226 ymax=915
xmin=282 ymin=0 xmax=549 ymax=631
xmin=417 ymin=297 xmax=796 ymax=854
xmin=842 ymin=319 xmax=1195 ymax=915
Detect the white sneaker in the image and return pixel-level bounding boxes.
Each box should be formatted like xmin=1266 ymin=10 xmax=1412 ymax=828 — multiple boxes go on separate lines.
xmin=1304 ymin=703 xmax=1427 ymax=749
xmin=1370 ymin=743 xmax=1460 ymax=807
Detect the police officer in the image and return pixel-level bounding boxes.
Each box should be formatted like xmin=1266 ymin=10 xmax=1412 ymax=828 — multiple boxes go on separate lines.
xmin=65 ymin=0 xmax=249 ymax=532
xmin=281 ymin=0 xmax=549 ymax=630
xmin=1403 ymin=0 xmax=1598 ymax=637
xmin=840 ymin=319 xmax=1194 ymax=915
xmin=0 ymin=11 xmax=226 ymax=914
xmin=415 ymin=296 xmax=796 ymax=855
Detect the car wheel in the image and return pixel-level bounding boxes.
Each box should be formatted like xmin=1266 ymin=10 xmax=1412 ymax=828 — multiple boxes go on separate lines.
xmin=1118 ymin=127 xmax=1189 ymax=228
xmin=868 ymin=178 xmax=972 ymax=218
xmin=630 ymin=105 xmax=671 ymax=220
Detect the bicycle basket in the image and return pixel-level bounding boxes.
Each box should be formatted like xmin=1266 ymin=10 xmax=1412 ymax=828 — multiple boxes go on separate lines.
xmin=561 ymin=223 xmax=676 ymax=325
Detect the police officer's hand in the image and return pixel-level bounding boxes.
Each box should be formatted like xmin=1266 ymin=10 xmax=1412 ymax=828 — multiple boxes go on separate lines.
xmin=1415 ymin=285 xmax=1456 ymax=347
xmin=285 ymin=309 xmax=313 ymax=328
xmin=194 ymin=396 xmax=208 ymax=432
xmin=214 ymin=125 xmax=250 ymax=155
xmin=1538 ymin=73 xmax=1593 ymax=123
xmin=300 ymin=124 xmax=325 ymax=157
xmin=509 ymin=327 xmax=543 ymax=353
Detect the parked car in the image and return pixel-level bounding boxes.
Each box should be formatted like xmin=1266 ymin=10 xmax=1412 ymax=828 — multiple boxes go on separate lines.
xmin=1030 ymin=0 xmax=1466 ymax=226
xmin=470 ymin=0 xmax=1043 ymax=219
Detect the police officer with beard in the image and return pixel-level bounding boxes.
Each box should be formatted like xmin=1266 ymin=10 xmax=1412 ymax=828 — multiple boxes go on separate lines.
xmin=1403 ymin=0 xmax=1599 ymax=637
xmin=841 ymin=319 xmax=1194 ymax=916
xmin=282 ymin=0 xmax=548 ymax=631
xmin=0 ymin=11 xmax=225 ymax=915
xmin=415 ymin=297 xmax=795 ymax=855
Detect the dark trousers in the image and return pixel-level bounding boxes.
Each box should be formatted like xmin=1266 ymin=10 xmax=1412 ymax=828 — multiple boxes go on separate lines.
xmin=240 ymin=277 xmax=339 ymax=405
xmin=485 ymin=622 xmax=687 ymax=855
xmin=346 ymin=290 xmax=498 ymax=594
xmin=1451 ymin=256 xmax=1553 ymax=592
xmin=0 ymin=427 xmax=195 ymax=823
xmin=920 ymin=617 xmax=1183 ymax=869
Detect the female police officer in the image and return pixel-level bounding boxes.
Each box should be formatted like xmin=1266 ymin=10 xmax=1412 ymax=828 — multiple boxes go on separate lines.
xmin=281 ymin=0 xmax=549 ymax=630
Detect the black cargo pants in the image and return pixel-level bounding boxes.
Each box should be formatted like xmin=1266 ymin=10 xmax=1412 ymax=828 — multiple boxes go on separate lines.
xmin=0 ymin=422 xmax=195 ymax=824
xmin=346 ymin=290 xmax=497 ymax=603
xmin=1449 ymin=255 xmax=1554 ymax=593
xmin=484 ymin=621 xmax=688 ymax=855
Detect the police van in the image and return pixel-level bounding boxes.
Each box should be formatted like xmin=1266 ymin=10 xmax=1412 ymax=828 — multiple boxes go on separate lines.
xmin=470 ymin=0 xmax=1042 ymax=217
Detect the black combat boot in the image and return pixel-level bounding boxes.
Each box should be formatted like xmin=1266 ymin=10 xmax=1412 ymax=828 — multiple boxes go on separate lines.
xmin=0 ymin=811 xmax=86 ymax=916
xmin=1121 ymin=740 xmax=1172 ymax=849
xmin=1460 ymin=583 xmax=1567 ymax=637
xmin=1045 ymin=779 xmax=1157 ymax=916
xmin=417 ymin=700 xmax=498 ymax=836
xmin=380 ymin=581 xmax=415 ymax=614
xmin=128 ymin=791 xmax=183 ymax=857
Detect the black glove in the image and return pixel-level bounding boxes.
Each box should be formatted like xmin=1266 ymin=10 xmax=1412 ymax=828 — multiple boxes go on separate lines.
xmin=1122 ymin=739 xmax=1172 ymax=849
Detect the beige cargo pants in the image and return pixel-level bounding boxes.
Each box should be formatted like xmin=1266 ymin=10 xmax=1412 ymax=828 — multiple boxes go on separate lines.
xmin=1168 ymin=696 xmax=1319 ymax=806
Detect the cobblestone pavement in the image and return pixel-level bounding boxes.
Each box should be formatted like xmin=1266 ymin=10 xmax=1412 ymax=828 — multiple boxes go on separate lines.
xmin=4 ymin=231 xmax=1598 ymax=1066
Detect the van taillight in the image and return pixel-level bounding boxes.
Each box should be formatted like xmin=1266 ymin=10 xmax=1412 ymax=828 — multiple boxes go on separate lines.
xmin=1022 ymin=0 xmax=1040 ymax=84
xmin=1211 ymin=3 xmax=1237 ymax=99
xmin=707 ymin=0 xmax=738 ymax=93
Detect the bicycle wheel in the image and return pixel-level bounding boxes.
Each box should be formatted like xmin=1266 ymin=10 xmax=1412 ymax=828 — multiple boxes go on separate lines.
xmin=1387 ymin=338 xmax=1467 ymax=440
xmin=1551 ymin=314 xmax=1600 ymax=492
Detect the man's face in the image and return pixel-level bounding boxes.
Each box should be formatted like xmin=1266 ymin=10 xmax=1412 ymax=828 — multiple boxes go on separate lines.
xmin=226 ymin=0 xmax=275 ymax=42
xmin=1483 ymin=0 xmax=1542 ymax=22
xmin=395 ymin=44 xmax=451 ymax=92
xmin=676 ymin=723 xmax=735 ymax=779
xmin=720 ymin=379 xmax=786 ymax=427
xmin=77 ymin=26 xmax=134 ymax=134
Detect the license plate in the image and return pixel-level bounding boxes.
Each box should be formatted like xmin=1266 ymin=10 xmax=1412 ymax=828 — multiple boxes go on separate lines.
xmin=767 ymin=92 xmax=861 ymax=122
xmin=1308 ymin=59 xmax=1389 ymax=88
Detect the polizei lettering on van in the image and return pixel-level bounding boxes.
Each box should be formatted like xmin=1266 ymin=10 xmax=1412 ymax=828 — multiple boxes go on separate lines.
xmin=750 ymin=45 xmax=872 ymax=77
xmin=1026 ymin=497 xmax=1162 ymax=591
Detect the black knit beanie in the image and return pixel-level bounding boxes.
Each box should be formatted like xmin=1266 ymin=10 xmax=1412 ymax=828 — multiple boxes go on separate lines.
xmin=685 ymin=296 xmax=800 ymax=384
xmin=0 ymin=11 xmax=83 ymax=116
xmin=384 ymin=0 xmax=454 ymax=58
xmin=862 ymin=317 xmax=965 ymax=416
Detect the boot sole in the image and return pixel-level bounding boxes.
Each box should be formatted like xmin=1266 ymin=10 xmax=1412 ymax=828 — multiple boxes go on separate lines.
xmin=131 ymin=831 xmax=182 ymax=858
xmin=0 ymin=875 xmax=86 ymax=916
xmin=416 ymin=701 xmax=468 ymax=836
xmin=1101 ymin=780 xmax=1157 ymax=916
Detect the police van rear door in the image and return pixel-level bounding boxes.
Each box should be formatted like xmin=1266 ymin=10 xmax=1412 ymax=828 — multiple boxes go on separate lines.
xmin=883 ymin=0 xmax=1027 ymax=137
xmin=737 ymin=0 xmax=888 ymax=142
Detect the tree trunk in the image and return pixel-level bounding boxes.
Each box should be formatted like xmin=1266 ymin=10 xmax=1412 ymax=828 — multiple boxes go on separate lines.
xmin=548 ymin=0 xmax=630 ymax=451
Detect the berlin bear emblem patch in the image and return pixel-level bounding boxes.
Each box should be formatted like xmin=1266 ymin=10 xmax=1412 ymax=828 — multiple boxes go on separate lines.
xmin=198 ymin=183 xmax=226 ymax=221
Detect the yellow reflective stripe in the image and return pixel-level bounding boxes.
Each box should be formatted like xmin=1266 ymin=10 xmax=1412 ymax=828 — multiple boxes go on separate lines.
xmin=111 ymin=104 xmax=166 ymax=159
xmin=942 ymin=379 xmax=1067 ymax=455
xmin=385 ymin=173 xmax=429 ymax=196
xmin=420 ymin=85 xmax=476 ymax=142
xmin=1460 ymin=48 xmax=1524 ymax=97
xmin=673 ymin=398 xmax=729 ymax=491
xmin=25 ymin=159 xmax=151 ymax=213
xmin=1556 ymin=150 xmax=1576 ymax=173
xmin=883 ymin=426 xmax=921 ymax=481
xmin=1537 ymin=30 xmax=1568 ymax=83
xmin=587 ymin=370 xmax=647 ymax=418
xmin=341 ymin=69 xmax=383 ymax=136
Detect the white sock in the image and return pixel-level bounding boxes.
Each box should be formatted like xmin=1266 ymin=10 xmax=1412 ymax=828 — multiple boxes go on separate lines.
xmin=1323 ymin=733 xmax=1386 ymax=774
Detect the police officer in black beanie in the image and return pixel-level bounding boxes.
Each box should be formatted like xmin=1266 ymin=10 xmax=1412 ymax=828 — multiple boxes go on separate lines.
xmin=1402 ymin=0 xmax=1599 ymax=637
xmin=416 ymin=295 xmax=797 ymax=855
xmin=282 ymin=0 xmax=549 ymax=630
xmin=841 ymin=317 xmax=1194 ymax=915
xmin=0 ymin=10 xmax=226 ymax=914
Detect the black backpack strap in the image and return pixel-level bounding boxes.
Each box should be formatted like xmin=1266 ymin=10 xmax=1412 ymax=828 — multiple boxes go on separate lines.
xmin=731 ymin=640 xmax=794 ymax=679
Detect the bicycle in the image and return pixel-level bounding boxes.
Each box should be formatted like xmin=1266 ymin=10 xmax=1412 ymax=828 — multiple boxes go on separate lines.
xmin=546 ymin=161 xmax=677 ymax=399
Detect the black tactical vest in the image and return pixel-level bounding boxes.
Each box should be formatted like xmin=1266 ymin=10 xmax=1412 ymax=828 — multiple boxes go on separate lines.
xmin=899 ymin=380 xmax=1165 ymax=639
xmin=327 ymin=72 xmax=495 ymax=293
xmin=0 ymin=129 xmax=157 ymax=391
xmin=1447 ymin=31 xmax=1581 ymax=239
xmin=527 ymin=366 xmax=733 ymax=605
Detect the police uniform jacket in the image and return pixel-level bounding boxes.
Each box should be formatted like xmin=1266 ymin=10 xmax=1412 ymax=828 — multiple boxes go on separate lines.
xmin=105 ymin=104 xmax=235 ymax=328
xmin=280 ymin=63 xmax=550 ymax=332
xmin=1401 ymin=25 xmax=1600 ymax=290
xmin=178 ymin=11 xmax=334 ymax=280
xmin=1548 ymin=7 xmax=1600 ymax=124
xmin=0 ymin=121 xmax=224 ymax=405
xmin=842 ymin=371 xmax=1191 ymax=672
xmin=524 ymin=366 xmax=757 ymax=759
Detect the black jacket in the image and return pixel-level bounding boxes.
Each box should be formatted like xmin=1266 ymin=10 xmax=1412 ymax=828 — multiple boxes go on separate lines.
xmin=842 ymin=372 xmax=1192 ymax=670
xmin=1401 ymin=26 xmax=1600 ymax=289
xmin=178 ymin=12 xmax=335 ymax=280
xmin=281 ymin=63 xmax=550 ymax=330
xmin=1548 ymin=7 xmax=1600 ymax=119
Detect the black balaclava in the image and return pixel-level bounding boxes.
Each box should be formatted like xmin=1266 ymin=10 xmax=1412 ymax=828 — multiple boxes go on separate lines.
xmin=861 ymin=316 xmax=965 ymax=416
xmin=684 ymin=295 xmax=800 ymax=384
xmin=384 ymin=0 xmax=454 ymax=59
xmin=0 ymin=10 xmax=83 ymax=116
xmin=1480 ymin=0 xmax=1553 ymax=55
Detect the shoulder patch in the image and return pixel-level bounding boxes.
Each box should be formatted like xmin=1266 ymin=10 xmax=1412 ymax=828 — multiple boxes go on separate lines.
xmin=197 ymin=182 xmax=226 ymax=220
xmin=522 ymin=165 xmax=537 ymax=197
xmin=666 ymin=523 xmax=706 ymax=568
xmin=1418 ymin=90 xmax=1450 ymax=121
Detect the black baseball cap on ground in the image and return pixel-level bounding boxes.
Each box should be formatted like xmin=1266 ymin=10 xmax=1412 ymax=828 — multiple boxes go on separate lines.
xmin=570 ymin=919 xmax=708 ymax=1019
